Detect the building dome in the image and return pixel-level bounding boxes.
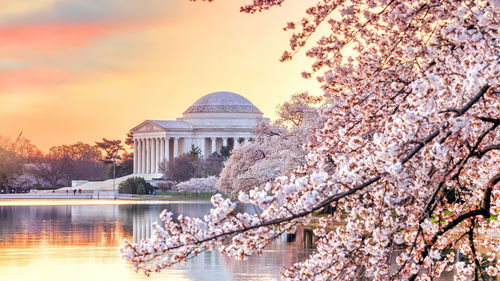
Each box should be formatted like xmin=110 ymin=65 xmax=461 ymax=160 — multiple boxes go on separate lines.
xmin=184 ymin=91 xmax=262 ymax=114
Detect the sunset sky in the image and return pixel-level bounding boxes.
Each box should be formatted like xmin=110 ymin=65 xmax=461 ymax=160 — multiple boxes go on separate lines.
xmin=0 ymin=0 xmax=320 ymax=151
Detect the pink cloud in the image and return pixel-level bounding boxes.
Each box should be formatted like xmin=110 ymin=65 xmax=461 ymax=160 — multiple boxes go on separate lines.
xmin=0 ymin=21 xmax=149 ymax=90
xmin=0 ymin=22 xmax=135 ymax=52
xmin=0 ymin=67 xmax=69 ymax=91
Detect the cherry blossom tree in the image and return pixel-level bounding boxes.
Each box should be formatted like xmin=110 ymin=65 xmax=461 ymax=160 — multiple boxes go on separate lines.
xmin=176 ymin=176 xmax=219 ymax=193
xmin=122 ymin=1 xmax=499 ymax=280
xmin=217 ymin=93 xmax=323 ymax=199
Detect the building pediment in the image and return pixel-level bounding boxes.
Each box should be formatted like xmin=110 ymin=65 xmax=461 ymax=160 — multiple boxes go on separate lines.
xmin=130 ymin=120 xmax=165 ymax=133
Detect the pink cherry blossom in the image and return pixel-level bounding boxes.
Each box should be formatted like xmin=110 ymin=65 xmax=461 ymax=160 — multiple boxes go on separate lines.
xmin=122 ymin=1 xmax=500 ymax=280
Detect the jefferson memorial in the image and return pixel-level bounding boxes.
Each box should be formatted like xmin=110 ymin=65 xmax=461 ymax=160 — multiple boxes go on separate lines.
xmin=130 ymin=91 xmax=267 ymax=174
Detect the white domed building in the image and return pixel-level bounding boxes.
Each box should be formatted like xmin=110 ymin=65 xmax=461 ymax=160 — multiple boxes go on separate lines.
xmin=130 ymin=91 xmax=267 ymax=175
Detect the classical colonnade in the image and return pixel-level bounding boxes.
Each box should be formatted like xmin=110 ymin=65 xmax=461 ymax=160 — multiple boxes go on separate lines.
xmin=133 ymin=136 xmax=253 ymax=174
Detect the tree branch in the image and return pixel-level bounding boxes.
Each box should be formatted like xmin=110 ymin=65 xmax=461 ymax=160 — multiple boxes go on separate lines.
xmin=455 ymin=84 xmax=490 ymax=116
xmin=468 ymin=221 xmax=486 ymax=281
xmin=475 ymin=143 xmax=500 ymax=158
xmin=409 ymin=172 xmax=499 ymax=281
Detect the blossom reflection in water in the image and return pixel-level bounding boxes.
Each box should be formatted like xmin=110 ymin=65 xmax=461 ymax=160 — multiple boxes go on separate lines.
xmin=0 ymin=201 xmax=316 ymax=281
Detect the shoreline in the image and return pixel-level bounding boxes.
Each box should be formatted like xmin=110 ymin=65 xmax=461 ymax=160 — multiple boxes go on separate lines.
xmin=0 ymin=193 xmax=212 ymax=202
xmin=0 ymin=196 xmax=211 ymax=207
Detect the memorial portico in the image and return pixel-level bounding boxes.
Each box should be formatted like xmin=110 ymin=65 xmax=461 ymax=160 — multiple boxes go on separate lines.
xmin=130 ymin=91 xmax=267 ymax=174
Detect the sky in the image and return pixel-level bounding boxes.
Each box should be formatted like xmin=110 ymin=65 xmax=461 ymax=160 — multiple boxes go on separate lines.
xmin=0 ymin=0 xmax=319 ymax=151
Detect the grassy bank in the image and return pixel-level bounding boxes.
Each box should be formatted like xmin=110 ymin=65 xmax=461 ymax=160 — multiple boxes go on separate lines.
xmin=155 ymin=192 xmax=215 ymax=198
xmin=122 ymin=192 xmax=216 ymax=200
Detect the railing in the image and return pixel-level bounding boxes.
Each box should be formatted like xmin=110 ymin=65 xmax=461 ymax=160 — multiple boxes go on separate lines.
xmin=0 ymin=194 xmax=93 ymax=199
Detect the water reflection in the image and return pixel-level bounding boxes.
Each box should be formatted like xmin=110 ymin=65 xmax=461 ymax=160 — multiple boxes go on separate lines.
xmin=0 ymin=201 xmax=315 ymax=281
xmin=1 ymin=201 xmax=493 ymax=281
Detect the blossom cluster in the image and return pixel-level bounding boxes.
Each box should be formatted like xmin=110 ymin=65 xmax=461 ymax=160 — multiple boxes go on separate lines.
xmin=123 ymin=1 xmax=500 ymax=280
xmin=217 ymin=93 xmax=323 ymax=200
xmin=176 ymin=176 xmax=218 ymax=193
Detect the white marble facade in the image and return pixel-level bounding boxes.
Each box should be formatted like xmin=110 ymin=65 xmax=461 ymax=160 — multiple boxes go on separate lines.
xmin=130 ymin=91 xmax=267 ymax=174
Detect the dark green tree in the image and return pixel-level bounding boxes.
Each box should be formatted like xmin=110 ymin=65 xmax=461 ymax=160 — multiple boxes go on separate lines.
xmin=188 ymin=145 xmax=202 ymax=158
xmin=118 ymin=177 xmax=153 ymax=194
xmin=124 ymin=132 xmax=134 ymax=149
xmin=110 ymin=152 xmax=133 ymax=178
xmin=96 ymin=138 xmax=124 ymax=183
xmin=95 ymin=138 xmax=124 ymax=164
xmin=137 ymin=183 xmax=146 ymax=195
xmin=219 ymin=145 xmax=232 ymax=158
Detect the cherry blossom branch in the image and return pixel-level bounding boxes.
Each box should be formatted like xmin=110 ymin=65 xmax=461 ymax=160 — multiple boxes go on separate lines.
xmin=421 ymin=120 xmax=499 ymax=221
xmin=477 ymin=117 xmax=500 ymax=124
xmin=389 ymin=82 xmax=495 ymax=279
xmin=467 ymin=221 xmax=486 ymax=281
xmin=401 ymin=128 xmax=441 ymax=165
xmin=281 ymin=1 xmax=340 ymax=63
xmin=474 ymin=143 xmax=500 ymax=158
xmin=415 ymin=84 xmax=495 ymax=223
xmin=406 ymin=132 xmax=498 ymax=279
xmin=409 ymin=172 xmax=500 ymax=281
xmin=452 ymin=120 xmax=499 ymax=181
xmin=240 ymin=0 xmax=286 ymax=13
xmin=201 ymin=174 xmax=382 ymax=245
xmin=454 ymin=84 xmax=491 ymax=117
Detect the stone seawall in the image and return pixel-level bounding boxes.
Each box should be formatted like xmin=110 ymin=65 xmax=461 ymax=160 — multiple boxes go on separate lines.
xmin=0 ymin=191 xmax=123 ymax=200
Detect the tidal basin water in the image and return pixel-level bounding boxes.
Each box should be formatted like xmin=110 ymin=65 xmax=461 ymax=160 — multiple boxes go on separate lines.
xmin=1 ymin=199 xmax=496 ymax=281
xmin=0 ymin=200 xmax=315 ymax=281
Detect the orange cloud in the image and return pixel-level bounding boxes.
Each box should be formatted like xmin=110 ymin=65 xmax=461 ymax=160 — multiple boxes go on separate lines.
xmin=0 ymin=22 xmax=134 ymax=52
xmin=0 ymin=67 xmax=69 ymax=91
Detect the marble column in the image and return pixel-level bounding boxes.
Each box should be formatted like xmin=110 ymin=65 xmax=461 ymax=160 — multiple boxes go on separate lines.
xmin=234 ymin=138 xmax=239 ymax=149
xmin=173 ymin=137 xmax=179 ymax=158
xmin=159 ymin=138 xmax=164 ymax=170
xmin=140 ymin=139 xmax=144 ymax=174
xmin=222 ymin=137 xmax=228 ymax=147
xmin=154 ymin=138 xmax=158 ymax=173
xmin=211 ymin=137 xmax=216 ymax=154
xmin=165 ymin=137 xmax=170 ymax=163
xmin=244 ymin=137 xmax=249 ymax=143
xmin=148 ymin=138 xmax=152 ymax=174
xmin=146 ymin=138 xmax=151 ymax=174
xmin=150 ymin=139 xmax=154 ymax=174
xmin=141 ymin=139 xmax=146 ymax=174
xmin=136 ymin=140 xmax=140 ymax=174
xmin=133 ymin=139 xmax=138 ymax=174
xmin=151 ymin=138 xmax=155 ymax=174
xmin=138 ymin=139 xmax=141 ymax=174
xmin=155 ymin=138 xmax=160 ymax=173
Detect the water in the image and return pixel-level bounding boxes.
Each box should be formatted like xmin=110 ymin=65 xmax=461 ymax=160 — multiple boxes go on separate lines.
xmin=0 ymin=200 xmax=496 ymax=281
xmin=0 ymin=200 xmax=314 ymax=281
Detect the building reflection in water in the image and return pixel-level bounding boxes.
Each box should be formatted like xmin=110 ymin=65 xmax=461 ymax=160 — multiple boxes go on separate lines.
xmin=132 ymin=209 xmax=153 ymax=243
xmin=0 ymin=202 xmax=496 ymax=281
xmin=130 ymin=201 xmax=215 ymax=243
